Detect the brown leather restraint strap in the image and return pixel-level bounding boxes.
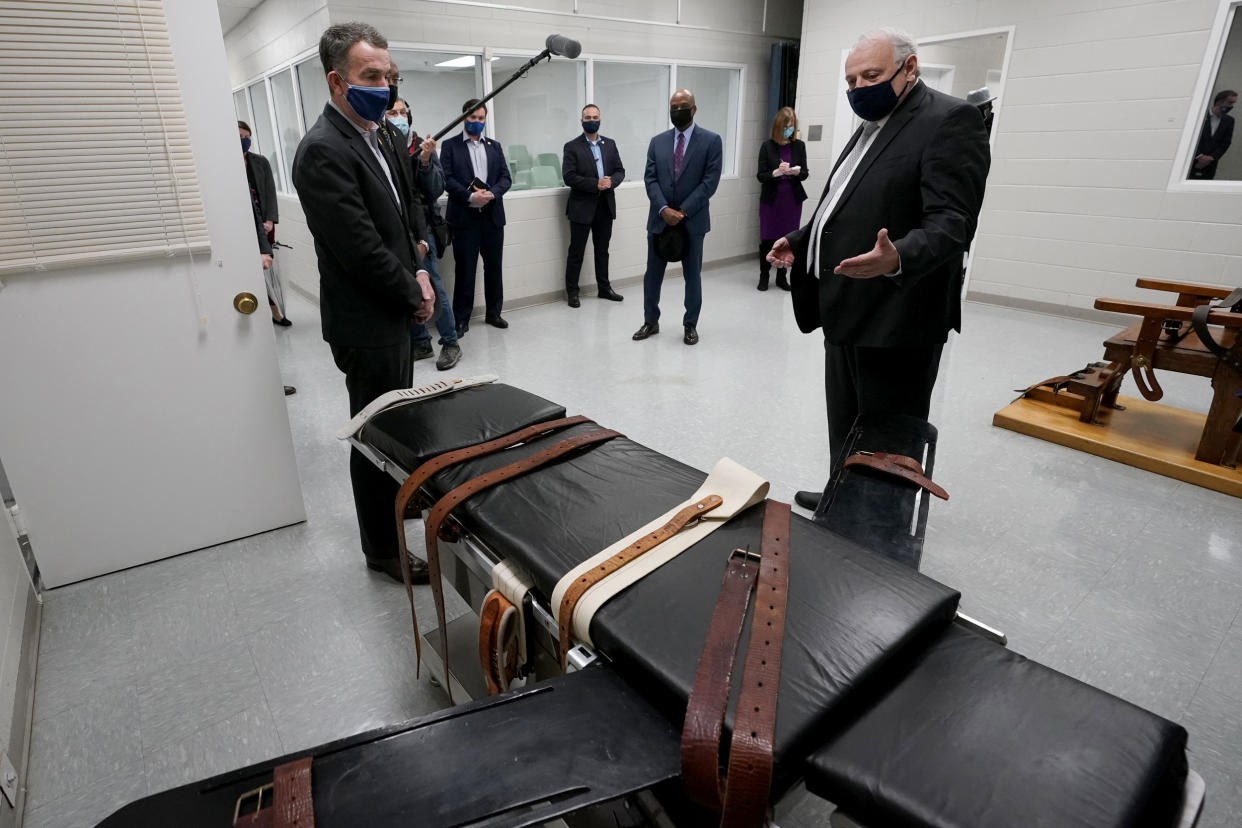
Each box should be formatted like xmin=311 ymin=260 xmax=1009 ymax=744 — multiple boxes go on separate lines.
xmin=425 ymin=428 xmax=623 ymax=702
xmin=557 ymin=494 xmax=724 ymax=669
xmin=393 ymin=415 xmax=593 ymax=673
xmin=681 ymin=500 xmax=792 ymax=827
xmin=233 ymin=757 xmax=314 ymax=827
xmin=843 ymin=451 xmax=949 ymax=501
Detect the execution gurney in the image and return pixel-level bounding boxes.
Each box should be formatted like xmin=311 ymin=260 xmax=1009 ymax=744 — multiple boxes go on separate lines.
xmin=102 ymin=378 xmax=1203 ymax=828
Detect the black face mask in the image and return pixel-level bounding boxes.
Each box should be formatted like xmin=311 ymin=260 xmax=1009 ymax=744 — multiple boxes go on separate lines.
xmin=387 ymin=84 xmax=398 ymax=109
xmin=670 ymin=107 xmax=693 ymax=130
xmin=846 ymin=63 xmax=910 ymax=122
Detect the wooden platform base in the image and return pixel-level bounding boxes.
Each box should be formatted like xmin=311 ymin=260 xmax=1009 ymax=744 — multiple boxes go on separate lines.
xmin=993 ymin=394 xmax=1242 ymax=498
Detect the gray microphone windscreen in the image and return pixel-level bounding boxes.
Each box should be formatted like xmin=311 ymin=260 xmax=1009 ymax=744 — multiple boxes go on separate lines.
xmin=545 ymin=34 xmax=582 ymax=59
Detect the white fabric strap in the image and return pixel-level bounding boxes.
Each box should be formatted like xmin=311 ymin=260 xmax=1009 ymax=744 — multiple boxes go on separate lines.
xmin=335 ymin=373 xmax=499 ymax=439
xmin=492 ymin=559 xmax=535 ymax=668
xmin=552 ymin=457 xmax=769 ymax=646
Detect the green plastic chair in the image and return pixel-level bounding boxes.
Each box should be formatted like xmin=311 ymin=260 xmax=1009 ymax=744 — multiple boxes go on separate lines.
xmin=536 ymin=153 xmax=561 ymax=178
xmin=510 ymin=169 xmax=532 ymax=190
xmin=507 ymin=144 xmax=533 ymax=171
xmin=529 ymin=165 xmax=562 ymax=188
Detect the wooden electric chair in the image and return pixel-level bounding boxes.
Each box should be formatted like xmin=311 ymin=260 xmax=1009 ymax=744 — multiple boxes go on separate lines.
xmin=1091 ymin=279 xmax=1242 ymax=466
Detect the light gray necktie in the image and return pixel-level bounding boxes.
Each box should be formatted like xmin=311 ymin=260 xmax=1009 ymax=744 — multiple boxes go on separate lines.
xmin=808 ymin=120 xmax=880 ymax=275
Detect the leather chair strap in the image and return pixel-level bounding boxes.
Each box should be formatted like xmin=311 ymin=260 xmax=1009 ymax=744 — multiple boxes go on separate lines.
xmin=842 ymin=451 xmax=949 ymax=501
xmin=232 ymin=757 xmax=314 ymax=828
xmin=393 ymin=415 xmax=593 ymax=675
xmin=1192 ymin=288 xmax=1242 ymax=379
xmin=425 ymin=428 xmax=623 ymax=702
xmin=681 ymin=500 xmax=792 ymax=827
xmin=557 ymin=494 xmax=724 ymax=669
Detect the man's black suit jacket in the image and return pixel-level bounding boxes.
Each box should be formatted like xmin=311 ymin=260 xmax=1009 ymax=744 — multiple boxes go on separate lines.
xmin=562 ymin=134 xmax=625 ymax=224
xmin=1193 ymin=112 xmax=1234 ymax=179
xmin=292 ymin=103 xmax=426 ymax=348
xmin=787 ymin=83 xmax=990 ymax=348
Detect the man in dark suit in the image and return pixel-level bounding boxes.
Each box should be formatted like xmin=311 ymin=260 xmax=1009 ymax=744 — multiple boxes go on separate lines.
xmin=441 ymin=99 xmax=512 ymax=336
xmin=292 ymin=22 xmax=435 ymax=581
xmin=239 ymin=120 xmax=287 ymax=325
xmin=1190 ymin=89 xmax=1237 ymax=180
xmin=632 ymin=90 xmax=723 ymax=346
xmin=767 ymin=28 xmax=990 ymax=509
xmin=562 ymin=104 xmax=626 ymax=307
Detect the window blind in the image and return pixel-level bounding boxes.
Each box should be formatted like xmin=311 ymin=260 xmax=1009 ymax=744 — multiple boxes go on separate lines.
xmin=0 ymin=0 xmax=210 ymax=276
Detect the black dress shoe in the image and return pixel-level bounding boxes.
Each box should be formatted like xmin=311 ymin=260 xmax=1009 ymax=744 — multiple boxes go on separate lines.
xmin=683 ymin=326 xmax=699 ymax=345
xmin=485 ymin=314 xmax=508 ymax=329
xmin=456 ymin=321 xmax=469 ymax=338
xmin=366 ymin=554 xmax=430 ymax=585
xmin=632 ymin=322 xmax=659 ymax=340
xmin=757 ymin=277 xmax=769 ymax=291
xmin=775 ymin=271 xmax=791 ymax=291
xmin=597 ymin=288 xmax=624 ymax=302
xmin=273 ymin=317 xmax=292 ymax=327
xmin=794 ymin=490 xmax=822 ymax=510
xmin=283 ymin=385 xmax=296 ymax=396
xmin=567 ymin=292 xmax=581 ymax=308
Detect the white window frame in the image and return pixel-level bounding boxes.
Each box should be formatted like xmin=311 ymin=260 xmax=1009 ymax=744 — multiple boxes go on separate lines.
xmin=1168 ymin=0 xmax=1242 ymax=192
xmin=232 ymin=46 xmax=747 ymax=199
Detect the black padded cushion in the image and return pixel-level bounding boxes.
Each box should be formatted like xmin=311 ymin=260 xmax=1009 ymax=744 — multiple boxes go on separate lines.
xmin=360 ymin=383 xmax=566 ymax=471
xmin=805 ymin=624 xmax=1190 ymax=828
xmin=817 ymin=413 xmax=938 ymax=570
xmin=396 ymin=407 xmax=961 ymax=783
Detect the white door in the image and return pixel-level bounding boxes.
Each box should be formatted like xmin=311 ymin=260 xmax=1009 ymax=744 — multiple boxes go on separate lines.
xmin=0 ymin=1 xmax=305 ymax=587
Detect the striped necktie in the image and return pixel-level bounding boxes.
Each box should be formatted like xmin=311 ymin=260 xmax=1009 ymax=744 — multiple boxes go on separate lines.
xmin=807 ymin=120 xmax=880 ymax=274
xmin=674 ymin=131 xmax=685 ymax=181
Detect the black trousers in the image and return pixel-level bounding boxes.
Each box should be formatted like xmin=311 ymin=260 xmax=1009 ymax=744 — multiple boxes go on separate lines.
xmin=564 ymin=201 xmax=614 ymax=293
xmin=330 ymin=340 xmax=412 ymax=561
xmin=824 ymin=340 xmax=944 ymax=468
xmin=451 ymin=213 xmax=504 ymax=327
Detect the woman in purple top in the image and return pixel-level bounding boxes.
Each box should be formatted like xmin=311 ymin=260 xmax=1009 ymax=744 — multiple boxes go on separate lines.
xmin=756 ymin=107 xmax=809 ymax=291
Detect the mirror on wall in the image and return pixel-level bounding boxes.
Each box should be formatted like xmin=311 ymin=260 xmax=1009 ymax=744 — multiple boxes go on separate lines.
xmin=1188 ymin=10 xmax=1242 ymax=180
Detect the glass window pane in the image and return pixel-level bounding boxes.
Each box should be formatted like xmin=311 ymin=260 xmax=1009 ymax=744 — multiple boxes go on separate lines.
xmin=296 ymin=57 xmax=330 ymax=131
xmin=592 ymin=61 xmax=671 ymax=185
xmin=233 ymin=89 xmax=252 ymax=128
xmin=388 ymin=50 xmax=484 ymax=145
xmin=487 ymin=55 xmax=585 ymax=190
xmin=270 ymin=68 xmax=301 ymax=193
xmin=247 ymin=80 xmax=281 ymax=189
xmin=1191 ymin=11 xmax=1242 ymax=180
xmin=676 ymin=65 xmax=740 ymax=176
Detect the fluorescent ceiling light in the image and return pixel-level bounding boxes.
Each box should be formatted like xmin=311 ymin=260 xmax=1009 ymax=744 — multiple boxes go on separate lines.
xmin=433 ymin=55 xmax=498 ymax=68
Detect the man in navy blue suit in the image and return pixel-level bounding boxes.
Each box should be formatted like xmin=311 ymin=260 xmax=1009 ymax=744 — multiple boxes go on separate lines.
xmin=632 ymin=89 xmax=723 ymax=346
xmin=441 ymin=99 xmax=512 ymax=336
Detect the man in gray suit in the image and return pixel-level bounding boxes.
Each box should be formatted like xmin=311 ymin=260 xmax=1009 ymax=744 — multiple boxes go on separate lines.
xmin=632 ymin=89 xmax=723 ymax=346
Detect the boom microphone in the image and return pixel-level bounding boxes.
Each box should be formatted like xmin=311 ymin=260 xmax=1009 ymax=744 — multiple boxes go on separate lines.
xmin=545 ymin=34 xmax=582 ymax=59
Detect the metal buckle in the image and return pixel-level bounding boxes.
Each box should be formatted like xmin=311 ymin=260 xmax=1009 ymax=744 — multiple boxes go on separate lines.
xmin=233 ymin=782 xmax=273 ymax=825
xmin=729 ymin=546 xmax=761 ymax=564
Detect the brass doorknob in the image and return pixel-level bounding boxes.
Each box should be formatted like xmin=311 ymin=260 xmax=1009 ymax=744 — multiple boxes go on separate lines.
xmin=233 ymin=292 xmax=258 ymax=315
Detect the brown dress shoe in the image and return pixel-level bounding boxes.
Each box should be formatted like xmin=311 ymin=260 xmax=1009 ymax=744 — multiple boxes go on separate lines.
xmin=366 ymin=554 xmax=430 ymax=584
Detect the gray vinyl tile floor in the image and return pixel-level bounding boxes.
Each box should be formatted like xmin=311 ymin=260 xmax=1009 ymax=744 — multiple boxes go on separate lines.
xmin=24 ymin=260 xmax=1242 ymax=827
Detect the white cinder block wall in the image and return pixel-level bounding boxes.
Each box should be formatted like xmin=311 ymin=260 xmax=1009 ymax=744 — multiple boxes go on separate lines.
xmin=224 ymin=0 xmax=805 ymax=310
xmin=795 ymin=0 xmax=1242 ymax=319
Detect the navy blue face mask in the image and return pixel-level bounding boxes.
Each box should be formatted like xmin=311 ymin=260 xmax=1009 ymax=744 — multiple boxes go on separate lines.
xmin=582 ymin=120 xmax=600 ymax=134
xmin=1221 ymin=105 xmax=1235 ymax=116
xmin=464 ymin=120 xmax=485 ymax=137
xmin=846 ymin=63 xmax=911 ymax=122
xmin=343 ymin=80 xmax=391 ymax=124
xmin=240 ymin=136 xmax=251 ymax=153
